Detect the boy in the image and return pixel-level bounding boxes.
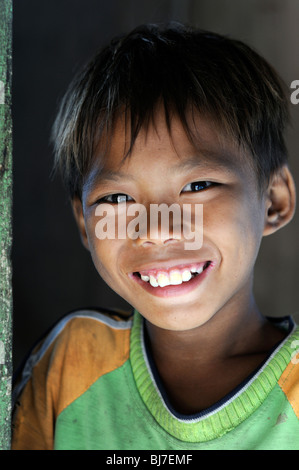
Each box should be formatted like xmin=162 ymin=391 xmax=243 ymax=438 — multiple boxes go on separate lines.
xmin=12 ymin=23 xmax=299 ymax=450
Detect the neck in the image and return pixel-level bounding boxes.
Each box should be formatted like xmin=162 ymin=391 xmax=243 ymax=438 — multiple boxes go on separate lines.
xmin=145 ymin=292 xmax=279 ymax=368
xmin=144 ymin=292 xmax=287 ymax=414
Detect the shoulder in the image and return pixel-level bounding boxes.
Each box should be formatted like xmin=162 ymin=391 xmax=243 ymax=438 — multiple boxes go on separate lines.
xmin=13 ymin=308 xmax=133 ymax=412
xmin=45 ymin=307 xmax=133 ymax=352
xmin=277 ymin=324 xmax=299 ymax=419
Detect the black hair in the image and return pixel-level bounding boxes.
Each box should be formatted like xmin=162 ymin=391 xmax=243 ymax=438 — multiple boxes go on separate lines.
xmin=51 ymin=22 xmax=289 ymax=199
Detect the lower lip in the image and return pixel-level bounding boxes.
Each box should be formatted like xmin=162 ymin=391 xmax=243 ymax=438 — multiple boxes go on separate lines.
xmin=130 ymin=263 xmax=214 ymax=298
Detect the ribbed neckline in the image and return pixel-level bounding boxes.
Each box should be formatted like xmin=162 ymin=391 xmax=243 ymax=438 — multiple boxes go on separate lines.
xmin=130 ymin=310 xmax=298 ymax=442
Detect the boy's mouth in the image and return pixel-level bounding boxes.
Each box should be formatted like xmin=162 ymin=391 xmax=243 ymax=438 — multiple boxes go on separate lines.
xmin=131 ymin=261 xmax=211 ymax=289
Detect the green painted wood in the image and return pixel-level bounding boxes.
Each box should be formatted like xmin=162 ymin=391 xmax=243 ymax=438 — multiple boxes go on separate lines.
xmin=0 ymin=0 xmax=12 ymax=450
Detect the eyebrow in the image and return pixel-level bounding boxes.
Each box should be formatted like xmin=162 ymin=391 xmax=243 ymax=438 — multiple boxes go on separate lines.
xmin=84 ymin=168 xmax=136 ymax=193
xmin=93 ymin=169 xmax=135 ymax=182
xmin=171 ymin=152 xmax=237 ymax=173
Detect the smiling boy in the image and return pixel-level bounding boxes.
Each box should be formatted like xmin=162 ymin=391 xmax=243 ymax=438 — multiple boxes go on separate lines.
xmin=12 ymin=23 xmax=299 ymax=450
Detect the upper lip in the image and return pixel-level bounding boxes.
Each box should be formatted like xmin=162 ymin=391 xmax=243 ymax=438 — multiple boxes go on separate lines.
xmin=130 ymin=258 xmax=211 ymax=274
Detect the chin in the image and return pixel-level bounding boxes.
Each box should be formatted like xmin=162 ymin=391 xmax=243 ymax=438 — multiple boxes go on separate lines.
xmin=139 ymin=304 xmax=215 ymax=332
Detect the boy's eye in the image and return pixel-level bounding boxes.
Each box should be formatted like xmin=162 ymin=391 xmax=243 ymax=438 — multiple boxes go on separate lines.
xmin=97 ymin=193 xmax=133 ymax=204
xmin=182 ymin=181 xmax=214 ymax=193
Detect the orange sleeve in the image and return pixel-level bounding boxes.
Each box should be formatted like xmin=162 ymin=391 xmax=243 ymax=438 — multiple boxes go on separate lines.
xmin=12 ymin=340 xmax=57 ymax=450
xmin=12 ymin=314 xmax=131 ymax=450
xmin=278 ymin=361 xmax=299 ymax=419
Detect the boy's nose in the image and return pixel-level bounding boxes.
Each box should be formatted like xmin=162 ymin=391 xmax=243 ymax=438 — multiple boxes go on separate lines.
xmin=137 ymin=235 xmax=183 ymax=248
xmin=129 ymin=208 xmax=184 ymax=247
xmin=126 ymin=201 xmax=203 ymax=250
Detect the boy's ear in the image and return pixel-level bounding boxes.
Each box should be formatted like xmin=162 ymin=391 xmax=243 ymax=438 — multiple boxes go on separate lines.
xmin=71 ymin=197 xmax=90 ymax=250
xmin=263 ymin=165 xmax=296 ymax=236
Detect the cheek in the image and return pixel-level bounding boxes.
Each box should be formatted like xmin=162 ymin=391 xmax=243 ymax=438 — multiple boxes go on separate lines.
xmin=85 ymin=218 xmax=133 ymax=298
xmin=204 ymin=196 xmax=265 ymax=260
xmin=84 ymin=215 xmax=119 ymax=276
xmin=88 ymin=237 xmax=118 ymax=272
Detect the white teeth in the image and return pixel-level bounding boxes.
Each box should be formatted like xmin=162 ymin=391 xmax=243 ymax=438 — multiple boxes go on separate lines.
xmin=182 ymin=270 xmax=192 ymax=282
xmin=139 ymin=264 xmax=206 ymax=288
xmin=157 ymin=273 xmax=170 ymax=287
xmin=169 ymin=271 xmax=183 ymax=285
xmin=149 ymin=275 xmax=159 ymax=287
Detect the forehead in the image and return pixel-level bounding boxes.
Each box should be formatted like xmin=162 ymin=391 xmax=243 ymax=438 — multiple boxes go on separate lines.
xmin=85 ymin=109 xmax=255 ymax=189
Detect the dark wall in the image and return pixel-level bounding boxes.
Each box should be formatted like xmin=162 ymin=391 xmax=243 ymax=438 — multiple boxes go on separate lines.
xmin=12 ymin=0 xmax=299 ymax=368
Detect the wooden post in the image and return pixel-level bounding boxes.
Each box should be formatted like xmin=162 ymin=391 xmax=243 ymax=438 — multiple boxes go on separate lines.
xmin=0 ymin=0 xmax=12 ymax=450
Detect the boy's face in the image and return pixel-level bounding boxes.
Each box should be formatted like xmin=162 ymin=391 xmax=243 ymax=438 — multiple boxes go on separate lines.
xmin=74 ymin=110 xmax=290 ymax=331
